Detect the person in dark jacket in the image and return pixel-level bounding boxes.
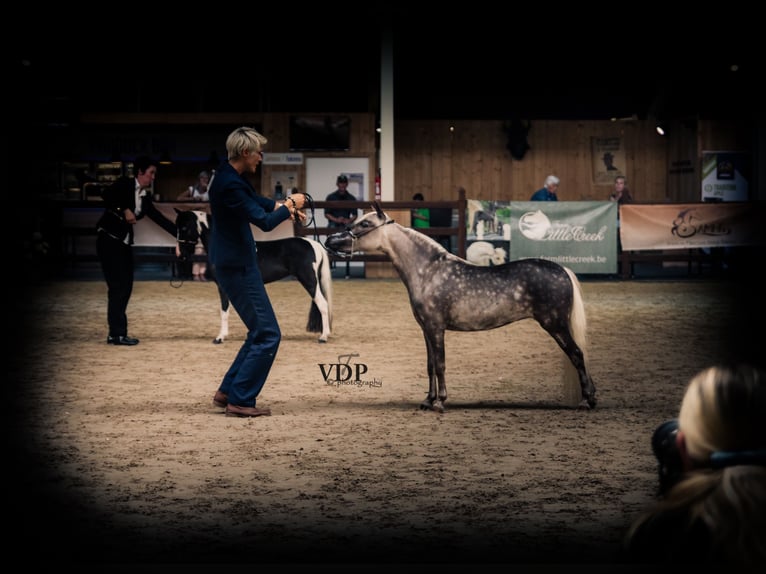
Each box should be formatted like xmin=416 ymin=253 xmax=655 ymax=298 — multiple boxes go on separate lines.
xmin=530 ymin=174 xmax=560 ymax=201
xmin=95 ymin=155 xmax=177 ymax=346
xmin=208 ymin=126 xmax=307 ymax=418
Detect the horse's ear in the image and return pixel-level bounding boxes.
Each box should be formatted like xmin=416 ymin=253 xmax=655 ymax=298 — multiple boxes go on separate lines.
xmin=372 ymin=202 xmax=384 ymax=218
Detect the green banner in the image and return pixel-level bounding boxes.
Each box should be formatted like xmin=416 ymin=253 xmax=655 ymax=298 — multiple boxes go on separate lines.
xmin=510 ymin=201 xmax=618 ymax=274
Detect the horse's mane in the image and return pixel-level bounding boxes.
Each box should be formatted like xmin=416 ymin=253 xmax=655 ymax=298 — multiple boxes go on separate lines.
xmin=394 ymin=222 xmax=451 ymax=262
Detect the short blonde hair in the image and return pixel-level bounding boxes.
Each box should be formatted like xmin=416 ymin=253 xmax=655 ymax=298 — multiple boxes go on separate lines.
xmin=226 ymin=126 xmax=268 ymax=160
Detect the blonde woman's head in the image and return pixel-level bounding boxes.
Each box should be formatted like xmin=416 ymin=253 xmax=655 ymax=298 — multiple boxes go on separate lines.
xmin=678 ymin=364 xmax=766 ymax=465
xmin=226 ymin=126 xmax=268 ymax=160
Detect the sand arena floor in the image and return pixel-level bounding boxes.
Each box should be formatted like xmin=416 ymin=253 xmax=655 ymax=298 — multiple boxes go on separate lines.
xmin=7 ymin=273 xmax=763 ymax=567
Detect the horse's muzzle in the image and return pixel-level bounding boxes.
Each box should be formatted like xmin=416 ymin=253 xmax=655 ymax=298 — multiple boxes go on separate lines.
xmin=324 ymin=232 xmax=353 ymax=258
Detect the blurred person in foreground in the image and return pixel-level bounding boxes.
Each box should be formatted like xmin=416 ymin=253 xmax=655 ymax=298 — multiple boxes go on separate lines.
xmin=623 ymin=363 xmax=766 ymax=568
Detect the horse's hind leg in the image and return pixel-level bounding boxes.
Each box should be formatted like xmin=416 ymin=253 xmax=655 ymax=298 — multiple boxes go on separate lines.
xmin=563 ymin=341 xmax=596 ymax=409
xmin=546 ymin=325 xmax=597 ymax=409
xmin=301 ymin=276 xmax=331 ymax=343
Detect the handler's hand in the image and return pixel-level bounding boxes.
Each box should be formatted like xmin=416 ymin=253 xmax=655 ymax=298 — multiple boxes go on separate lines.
xmin=289 ymin=193 xmax=306 ymax=210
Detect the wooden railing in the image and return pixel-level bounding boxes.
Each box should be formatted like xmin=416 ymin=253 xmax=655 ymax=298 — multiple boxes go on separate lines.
xmin=294 ymin=188 xmax=468 ymax=260
xmin=50 ymin=188 xmax=740 ymax=279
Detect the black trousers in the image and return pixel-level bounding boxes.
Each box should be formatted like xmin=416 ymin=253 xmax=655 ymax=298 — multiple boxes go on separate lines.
xmin=96 ymin=231 xmax=134 ymax=337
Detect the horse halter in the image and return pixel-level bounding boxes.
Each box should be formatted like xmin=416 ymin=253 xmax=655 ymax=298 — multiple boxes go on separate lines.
xmin=348 ymin=217 xmax=394 ymax=240
xmin=176 ymin=234 xmax=198 ymax=248
xmin=176 ymin=215 xmax=203 ymax=261
xmin=345 ymin=217 xmax=394 ymax=257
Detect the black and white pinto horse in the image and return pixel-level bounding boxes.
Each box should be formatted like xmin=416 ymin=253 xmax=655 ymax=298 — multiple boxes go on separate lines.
xmin=175 ymin=209 xmax=333 ymax=344
xmin=325 ymin=203 xmax=597 ymax=412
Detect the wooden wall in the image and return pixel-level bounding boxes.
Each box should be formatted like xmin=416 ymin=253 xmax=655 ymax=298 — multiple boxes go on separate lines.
xmin=73 ymin=112 xmax=377 ymax=203
xmin=395 ymin=119 xmax=692 ymax=204
xmin=69 ymin=113 xmax=755 ymax=204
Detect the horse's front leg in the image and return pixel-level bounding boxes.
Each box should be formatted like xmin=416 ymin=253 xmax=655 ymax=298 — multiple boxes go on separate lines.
xmin=419 ymin=328 xmax=447 ymax=413
xmin=214 ymin=290 xmax=230 ymax=344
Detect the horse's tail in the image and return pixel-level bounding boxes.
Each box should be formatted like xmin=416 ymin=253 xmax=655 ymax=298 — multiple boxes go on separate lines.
xmin=305 ymin=239 xmax=333 ymax=334
xmin=563 ymin=266 xmax=588 ymax=407
xmin=317 ymin=242 xmax=333 ymax=329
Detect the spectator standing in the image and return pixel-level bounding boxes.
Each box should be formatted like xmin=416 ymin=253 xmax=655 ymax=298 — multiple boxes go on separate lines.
xmin=176 ymin=170 xmax=211 ymax=202
xmin=324 ymin=174 xmax=358 ymax=228
xmin=609 ymin=175 xmax=633 ymax=204
xmin=530 ymin=175 xmax=560 ymax=201
xmin=411 ymin=192 xmax=430 ymax=229
xmin=325 ymin=174 xmax=358 ymax=278
xmin=610 ymin=175 xmax=633 ymax=254
xmin=176 ymin=170 xmax=212 ymax=280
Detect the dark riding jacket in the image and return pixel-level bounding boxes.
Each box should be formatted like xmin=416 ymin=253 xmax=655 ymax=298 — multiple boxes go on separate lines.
xmin=207 ymin=162 xmax=292 ymax=267
xmin=96 ymin=176 xmax=176 ymax=244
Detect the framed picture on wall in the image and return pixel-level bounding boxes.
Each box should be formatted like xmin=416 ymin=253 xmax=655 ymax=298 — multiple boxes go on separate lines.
xmin=591 ymin=137 xmax=626 ymax=184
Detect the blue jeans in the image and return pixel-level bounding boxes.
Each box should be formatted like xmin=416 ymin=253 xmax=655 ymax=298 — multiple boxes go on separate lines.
xmin=215 ymin=264 xmax=281 ymax=407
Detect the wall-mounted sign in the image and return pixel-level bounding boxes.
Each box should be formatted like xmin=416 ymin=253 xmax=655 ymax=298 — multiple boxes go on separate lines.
xmin=262 ymin=153 xmax=304 ymax=165
xmin=701 ymin=151 xmax=750 ymax=202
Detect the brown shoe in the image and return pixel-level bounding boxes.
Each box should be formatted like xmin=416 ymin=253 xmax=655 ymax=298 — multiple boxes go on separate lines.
xmin=212 ymin=391 xmax=228 ymax=408
xmin=225 ymin=404 xmax=272 ymax=417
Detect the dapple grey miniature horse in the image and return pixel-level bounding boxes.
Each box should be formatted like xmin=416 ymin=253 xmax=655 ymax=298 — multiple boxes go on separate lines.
xmin=325 ymin=203 xmax=597 ymax=412
xmin=175 ymin=209 xmax=333 ymax=343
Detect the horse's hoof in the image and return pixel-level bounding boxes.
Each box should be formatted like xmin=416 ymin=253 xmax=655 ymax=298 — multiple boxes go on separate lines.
xmin=318 ymin=338 xmax=327 ymax=344
xmin=577 ymin=399 xmax=593 ymax=410
xmin=213 ymin=338 xmax=224 ymax=345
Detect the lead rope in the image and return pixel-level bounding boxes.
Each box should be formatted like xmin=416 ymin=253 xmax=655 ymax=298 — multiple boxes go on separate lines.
xmin=173 ymin=232 xmax=200 ymax=289
xmin=292 ymin=193 xmax=318 ymax=241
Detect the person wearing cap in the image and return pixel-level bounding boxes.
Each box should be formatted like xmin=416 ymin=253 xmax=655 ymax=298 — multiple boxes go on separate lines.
xmin=324 ymin=175 xmax=358 ymax=228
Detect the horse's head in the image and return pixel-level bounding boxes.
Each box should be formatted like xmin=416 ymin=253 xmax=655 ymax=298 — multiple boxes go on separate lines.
xmin=324 ymin=202 xmax=393 ymax=258
xmin=175 ymin=209 xmax=208 ymax=260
